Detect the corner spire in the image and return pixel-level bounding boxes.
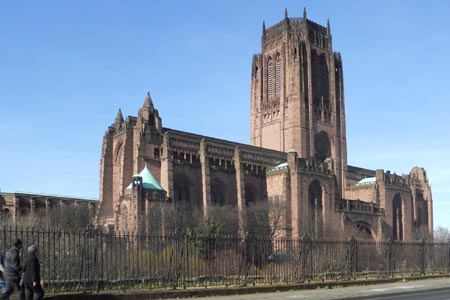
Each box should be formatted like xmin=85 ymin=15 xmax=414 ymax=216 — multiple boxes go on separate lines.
xmin=303 ymin=7 xmax=307 ymax=19
xmin=262 ymin=21 xmax=266 ymax=38
xmin=143 ymin=91 xmax=154 ymax=108
xmin=284 ymin=8 xmax=290 ymax=29
xmin=114 ymin=108 xmax=124 ymax=124
xmin=327 ymin=18 xmax=331 ymax=34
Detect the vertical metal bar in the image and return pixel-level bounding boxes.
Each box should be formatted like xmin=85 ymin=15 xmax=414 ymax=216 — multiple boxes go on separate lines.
xmin=421 ymin=238 xmax=426 ymax=275
xmin=447 ymin=240 xmax=450 ymax=274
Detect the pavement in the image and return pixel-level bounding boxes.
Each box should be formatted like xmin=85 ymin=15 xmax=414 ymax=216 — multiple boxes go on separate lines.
xmin=186 ymin=277 xmax=450 ymax=300
xmin=45 ymin=275 xmax=450 ymax=300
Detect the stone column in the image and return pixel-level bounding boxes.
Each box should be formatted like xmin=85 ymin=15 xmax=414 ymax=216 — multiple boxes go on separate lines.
xmin=234 ymin=146 xmax=246 ymax=234
xmin=45 ymin=198 xmax=51 ymax=215
xmin=427 ymin=198 xmax=433 ymax=238
xmin=14 ymin=196 xmax=20 ymax=222
xmin=59 ymin=200 xmax=67 ymax=218
xmin=30 ymin=197 xmax=36 ymax=217
xmin=376 ymin=216 xmax=383 ymax=242
xmin=160 ymin=132 xmax=174 ymax=199
xmin=89 ymin=202 xmax=96 ymax=220
xmin=287 ymin=151 xmax=299 ymax=238
xmin=200 ymin=139 xmax=211 ymax=217
xmin=145 ymin=194 xmax=152 ymax=236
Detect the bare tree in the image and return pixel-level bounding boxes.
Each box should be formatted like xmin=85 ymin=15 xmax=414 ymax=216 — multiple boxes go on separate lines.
xmin=11 ymin=205 xmax=92 ymax=230
xmin=268 ymin=201 xmax=286 ymax=238
xmin=246 ymin=201 xmax=272 ymax=237
xmin=162 ymin=202 xmax=203 ymax=234
xmin=207 ymin=205 xmax=239 ymax=235
xmin=434 ymin=226 xmax=450 ymax=243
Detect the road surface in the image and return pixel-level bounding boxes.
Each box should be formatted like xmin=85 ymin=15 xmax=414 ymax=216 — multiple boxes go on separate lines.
xmin=363 ymin=289 xmax=450 ymax=300
xmin=162 ymin=277 xmax=450 ymax=300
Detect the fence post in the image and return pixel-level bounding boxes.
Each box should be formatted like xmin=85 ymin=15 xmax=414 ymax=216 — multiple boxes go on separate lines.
xmin=447 ymin=239 xmax=450 ymax=274
xmin=173 ymin=232 xmax=185 ymax=290
xmin=347 ymin=236 xmax=357 ymax=279
xmin=420 ymin=238 xmax=426 ymax=275
xmin=183 ymin=233 xmax=188 ymax=290
xmin=300 ymin=234 xmax=312 ymax=282
xmin=237 ymin=231 xmax=249 ymax=286
xmin=388 ymin=238 xmax=394 ymax=277
xmin=81 ymin=228 xmax=87 ymax=292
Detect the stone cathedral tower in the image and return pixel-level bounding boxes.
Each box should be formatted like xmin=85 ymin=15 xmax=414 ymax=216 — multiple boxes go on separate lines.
xmin=96 ymin=9 xmax=433 ymax=241
xmin=250 ymin=9 xmax=347 ymax=197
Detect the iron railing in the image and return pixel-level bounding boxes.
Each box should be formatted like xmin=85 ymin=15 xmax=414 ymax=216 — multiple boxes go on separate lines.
xmin=0 ymin=226 xmax=448 ymax=293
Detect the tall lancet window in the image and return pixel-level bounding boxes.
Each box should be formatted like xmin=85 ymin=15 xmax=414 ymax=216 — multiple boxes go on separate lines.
xmin=268 ymin=56 xmax=273 ymax=98
xmin=393 ymin=194 xmax=403 ymax=241
xmin=276 ymin=53 xmax=282 ymax=96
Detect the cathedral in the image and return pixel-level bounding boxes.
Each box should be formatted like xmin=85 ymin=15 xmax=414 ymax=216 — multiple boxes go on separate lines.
xmin=95 ymin=10 xmax=433 ymax=241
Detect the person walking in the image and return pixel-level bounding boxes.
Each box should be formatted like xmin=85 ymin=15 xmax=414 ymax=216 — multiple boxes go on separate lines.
xmin=0 ymin=239 xmax=25 ymax=300
xmin=0 ymin=252 xmax=6 ymax=296
xmin=22 ymin=245 xmax=44 ymax=300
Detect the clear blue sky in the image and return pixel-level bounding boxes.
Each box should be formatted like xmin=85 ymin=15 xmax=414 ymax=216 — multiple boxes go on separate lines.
xmin=1 ymin=1 xmax=449 ymax=230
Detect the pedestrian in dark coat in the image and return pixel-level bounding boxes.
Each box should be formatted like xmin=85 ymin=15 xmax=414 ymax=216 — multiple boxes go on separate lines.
xmin=22 ymin=245 xmax=44 ymax=300
xmin=0 ymin=239 xmax=24 ymax=300
xmin=0 ymin=252 xmax=7 ymax=296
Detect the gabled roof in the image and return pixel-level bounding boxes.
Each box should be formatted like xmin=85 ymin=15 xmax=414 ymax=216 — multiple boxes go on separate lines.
xmin=126 ymin=166 xmax=165 ymax=191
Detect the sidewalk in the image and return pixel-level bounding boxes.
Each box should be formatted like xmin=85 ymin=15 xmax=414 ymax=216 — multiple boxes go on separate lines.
xmin=196 ymin=277 xmax=450 ymax=300
xmin=45 ymin=275 xmax=450 ymax=300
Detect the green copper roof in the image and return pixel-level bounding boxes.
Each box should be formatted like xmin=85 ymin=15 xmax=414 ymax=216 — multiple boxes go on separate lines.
xmin=126 ymin=166 xmax=165 ymax=191
xmin=272 ymin=162 xmax=288 ymax=171
xmin=356 ymin=177 xmax=376 ymax=186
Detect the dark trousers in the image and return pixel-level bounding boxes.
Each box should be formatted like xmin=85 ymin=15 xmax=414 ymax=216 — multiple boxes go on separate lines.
xmin=24 ymin=283 xmax=44 ymax=300
xmin=0 ymin=278 xmax=24 ymax=300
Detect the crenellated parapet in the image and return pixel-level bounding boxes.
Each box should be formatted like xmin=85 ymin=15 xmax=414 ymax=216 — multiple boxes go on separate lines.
xmin=297 ymin=157 xmax=334 ymax=175
xmin=262 ymin=16 xmax=330 ymax=51
xmin=0 ymin=192 xmax=97 ymax=224
xmin=383 ymin=171 xmax=410 ymax=190
xmin=336 ymin=198 xmax=385 ymax=216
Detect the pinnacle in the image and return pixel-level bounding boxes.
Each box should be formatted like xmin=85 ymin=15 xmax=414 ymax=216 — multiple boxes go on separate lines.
xmin=115 ymin=108 xmax=124 ymax=124
xmin=143 ymin=91 xmax=154 ymax=108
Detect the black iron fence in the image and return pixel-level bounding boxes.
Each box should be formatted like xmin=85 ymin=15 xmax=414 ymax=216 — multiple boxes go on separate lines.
xmin=0 ymin=226 xmax=449 ymax=293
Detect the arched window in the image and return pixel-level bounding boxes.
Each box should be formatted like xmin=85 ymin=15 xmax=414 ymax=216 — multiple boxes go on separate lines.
xmin=275 ymin=53 xmax=282 ymax=96
xmin=416 ymin=206 xmax=423 ymax=228
xmin=314 ymin=131 xmax=331 ymax=161
xmin=267 ymin=56 xmax=273 ymax=98
xmin=245 ymin=183 xmax=258 ymax=206
xmin=352 ymin=222 xmax=373 ymax=240
xmin=211 ymin=179 xmax=226 ymax=206
xmin=174 ymin=175 xmax=191 ymax=203
xmin=311 ymin=52 xmax=330 ymax=121
xmin=393 ymin=194 xmax=403 ymax=241
xmin=2 ymin=208 xmax=11 ymax=223
xmin=308 ymin=180 xmax=323 ymax=238
xmin=114 ymin=143 xmax=123 ymax=165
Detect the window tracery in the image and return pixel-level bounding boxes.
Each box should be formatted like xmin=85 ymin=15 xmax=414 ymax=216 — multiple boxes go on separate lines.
xmin=268 ymin=56 xmax=273 ymax=98
xmin=276 ymin=53 xmax=282 ymax=96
